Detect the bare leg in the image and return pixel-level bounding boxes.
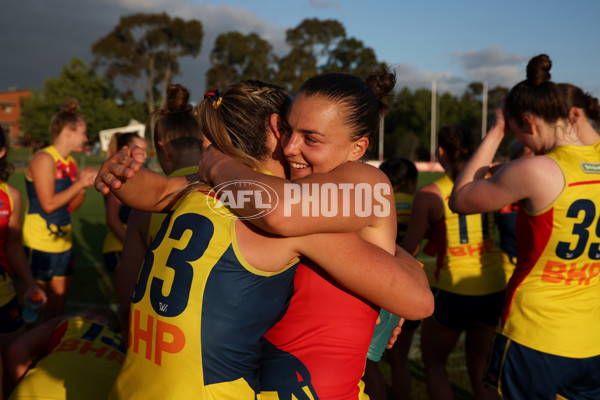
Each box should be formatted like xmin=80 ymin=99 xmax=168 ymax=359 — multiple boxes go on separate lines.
xmin=421 ymin=317 xmax=462 ymax=400
xmin=42 ymin=276 xmax=71 ymax=321
xmin=465 ymin=323 xmax=499 ymax=400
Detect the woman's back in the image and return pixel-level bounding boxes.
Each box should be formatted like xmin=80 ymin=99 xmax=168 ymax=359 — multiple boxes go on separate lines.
xmin=429 ymin=174 xmax=505 ymax=295
xmin=111 ymin=189 xmax=298 ymax=399
xmin=502 ymin=144 xmax=600 ymax=358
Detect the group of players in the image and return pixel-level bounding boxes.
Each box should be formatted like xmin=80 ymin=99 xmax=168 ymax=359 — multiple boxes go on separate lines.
xmin=0 ymin=52 xmax=598 ymax=400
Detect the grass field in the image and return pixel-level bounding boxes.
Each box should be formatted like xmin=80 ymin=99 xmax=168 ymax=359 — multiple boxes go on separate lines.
xmin=7 ymin=153 xmax=474 ymax=399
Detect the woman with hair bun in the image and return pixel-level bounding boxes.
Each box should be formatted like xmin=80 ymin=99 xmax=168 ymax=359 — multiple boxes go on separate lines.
xmin=105 ymin=78 xmax=431 ymax=400
xmin=98 ymin=71 xmax=433 ymax=400
xmin=198 ymin=70 xmax=429 ymax=400
xmin=23 ymin=99 xmax=97 ymax=321
xmin=450 ymin=54 xmax=600 ymax=399
xmin=114 ymin=83 xmax=203 ymax=339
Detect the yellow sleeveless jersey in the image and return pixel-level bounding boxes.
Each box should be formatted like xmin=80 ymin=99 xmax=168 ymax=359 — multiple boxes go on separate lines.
xmin=110 ymin=189 xmax=298 ymax=400
xmin=102 ymin=202 xmax=132 ymax=254
xmin=395 ymin=192 xmax=413 ymax=244
xmin=9 ymin=316 xmax=125 ymax=400
xmin=23 ymin=146 xmax=76 ymax=253
xmin=147 ymin=166 xmax=199 ymax=247
xmin=501 ymin=145 xmax=600 ymax=358
xmin=430 ymin=174 xmax=505 ymax=295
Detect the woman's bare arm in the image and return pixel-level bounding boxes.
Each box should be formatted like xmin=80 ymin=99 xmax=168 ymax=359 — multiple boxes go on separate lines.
xmin=28 ymin=153 xmax=94 ymax=214
xmin=296 ymin=232 xmax=434 ymax=320
xmin=94 ymin=146 xmax=190 ymax=212
xmin=200 ymin=146 xmax=394 ymax=237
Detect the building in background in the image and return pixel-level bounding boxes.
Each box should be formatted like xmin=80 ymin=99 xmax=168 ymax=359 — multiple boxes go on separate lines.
xmin=0 ymin=89 xmax=31 ymax=147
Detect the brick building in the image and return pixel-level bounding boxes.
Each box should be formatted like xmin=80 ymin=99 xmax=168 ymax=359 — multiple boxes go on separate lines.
xmin=0 ymin=89 xmax=31 ymax=146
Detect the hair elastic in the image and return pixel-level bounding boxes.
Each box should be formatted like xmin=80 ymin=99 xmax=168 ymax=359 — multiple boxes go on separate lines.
xmin=204 ymin=88 xmax=222 ymax=109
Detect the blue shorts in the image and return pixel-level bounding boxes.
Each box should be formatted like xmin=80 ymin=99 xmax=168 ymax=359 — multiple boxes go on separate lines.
xmin=485 ymin=333 xmax=600 ymax=399
xmin=0 ymin=295 xmax=24 ymax=334
xmin=103 ymin=251 xmax=121 ymax=273
xmin=432 ymin=288 xmax=504 ymax=330
xmin=25 ymin=247 xmax=74 ymax=282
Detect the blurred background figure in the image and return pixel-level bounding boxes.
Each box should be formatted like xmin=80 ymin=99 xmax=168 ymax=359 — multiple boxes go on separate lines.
xmin=364 ymin=157 xmax=419 ymax=400
xmin=114 ymin=84 xmax=203 ymax=339
xmin=22 ymin=99 xmax=96 ymax=322
xmin=101 ymin=132 xmax=147 ymax=274
xmin=403 ymin=125 xmax=504 ymax=400
xmin=7 ymin=306 xmax=124 ymax=400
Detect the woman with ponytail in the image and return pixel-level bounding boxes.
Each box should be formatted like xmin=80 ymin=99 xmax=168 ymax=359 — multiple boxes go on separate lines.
xmin=23 ymin=99 xmax=96 ymax=321
xmin=107 ymin=79 xmax=431 ymax=400
xmin=450 ymin=54 xmax=600 ymax=399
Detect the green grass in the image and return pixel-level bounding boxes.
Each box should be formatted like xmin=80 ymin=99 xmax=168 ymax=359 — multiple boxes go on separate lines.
xmin=8 ymin=167 xmax=473 ymax=399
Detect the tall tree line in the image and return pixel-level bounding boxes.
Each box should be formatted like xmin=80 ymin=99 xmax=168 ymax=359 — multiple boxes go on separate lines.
xmin=19 ymin=13 xmax=509 ymax=160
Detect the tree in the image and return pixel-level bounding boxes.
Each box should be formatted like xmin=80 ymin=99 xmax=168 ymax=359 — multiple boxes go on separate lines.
xmin=275 ymin=18 xmax=346 ymax=92
xmin=20 ymin=58 xmax=146 ymax=144
xmin=92 ymin=13 xmax=203 ymax=114
xmin=275 ymin=18 xmax=387 ymax=93
xmin=328 ymin=37 xmax=387 ymax=78
xmin=206 ymin=32 xmax=277 ymax=91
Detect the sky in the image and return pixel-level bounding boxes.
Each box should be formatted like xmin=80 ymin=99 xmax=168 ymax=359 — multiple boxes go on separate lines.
xmin=2 ymin=0 xmax=600 ymax=104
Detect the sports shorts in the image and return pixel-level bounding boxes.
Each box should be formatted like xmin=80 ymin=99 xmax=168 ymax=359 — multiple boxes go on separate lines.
xmin=485 ymin=333 xmax=600 ymax=399
xmin=432 ymin=288 xmax=504 ymax=330
xmin=25 ymin=247 xmax=74 ymax=282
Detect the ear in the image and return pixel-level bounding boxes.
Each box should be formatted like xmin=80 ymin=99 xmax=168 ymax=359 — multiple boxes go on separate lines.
xmin=157 ymin=140 xmax=171 ymax=161
xmin=202 ymin=136 xmax=213 ymax=151
xmin=569 ymin=107 xmax=581 ymax=124
xmin=348 ymin=137 xmax=369 ymax=161
xmin=436 ymin=146 xmax=445 ymax=160
xmin=522 ymin=114 xmax=537 ymax=134
xmin=265 ymin=114 xmax=280 ymax=150
xmin=269 ymin=113 xmax=283 ymax=141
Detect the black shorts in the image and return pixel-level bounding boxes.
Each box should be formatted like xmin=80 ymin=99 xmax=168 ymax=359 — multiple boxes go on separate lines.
xmin=401 ymin=318 xmax=422 ymax=332
xmin=432 ymin=288 xmax=504 ymax=330
xmin=25 ymin=247 xmax=74 ymax=282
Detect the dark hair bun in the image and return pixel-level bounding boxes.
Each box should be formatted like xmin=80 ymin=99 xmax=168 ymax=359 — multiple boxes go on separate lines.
xmin=365 ymin=68 xmax=396 ymax=113
xmin=164 ymin=84 xmax=193 ymax=114
xmin=526 ymin=54 xmax=552 ymax=86
xmin=62 ymin=99 xmax=80 ymax=114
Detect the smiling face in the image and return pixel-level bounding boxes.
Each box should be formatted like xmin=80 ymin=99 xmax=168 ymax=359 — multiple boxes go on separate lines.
xmin=280 ymin=93 xmax=368 ymax=180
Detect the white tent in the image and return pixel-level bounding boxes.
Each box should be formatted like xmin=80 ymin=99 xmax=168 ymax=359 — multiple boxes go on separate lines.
xmin=98 ymin=119 xmax=146 ymax=152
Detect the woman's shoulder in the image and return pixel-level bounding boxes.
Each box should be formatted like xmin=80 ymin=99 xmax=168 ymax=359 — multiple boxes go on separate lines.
xmin=29 ymin=148 xmax=54 ymax=164
xmin=7 ymin=184 xmax=22 ymax=202
xmin=330 ymin=161 xmax=391 ymax=183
